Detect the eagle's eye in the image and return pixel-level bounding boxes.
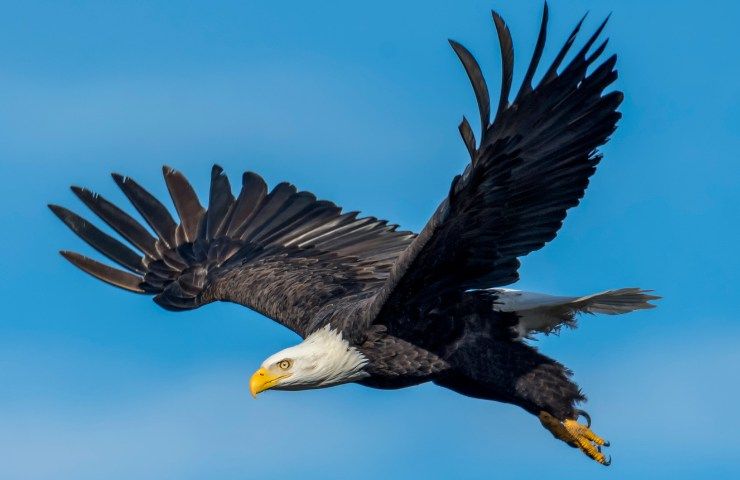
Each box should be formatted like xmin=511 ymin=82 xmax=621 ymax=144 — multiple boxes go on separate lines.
xmin=278 ymin=359 xmax=292 ymax=370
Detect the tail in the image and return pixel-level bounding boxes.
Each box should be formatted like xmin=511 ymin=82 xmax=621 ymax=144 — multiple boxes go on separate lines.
xmin=570 ymin=288 xmax=659 ymax=314
xmin=489 ymin=287 xmax=660 ymax=339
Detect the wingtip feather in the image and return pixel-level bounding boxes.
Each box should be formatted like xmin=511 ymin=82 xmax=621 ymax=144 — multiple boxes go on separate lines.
xmin=449 ymin=38 xmax=491 ymax=136
xmin=59 ymin=250 xmax=146 ymax=294
xmin=48 ymin=203 xmax=65 ymax=216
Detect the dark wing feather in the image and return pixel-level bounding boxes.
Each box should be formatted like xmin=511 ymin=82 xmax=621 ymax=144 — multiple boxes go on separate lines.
xmin=491 ymin=11 xmax=514 ymax=123
xmin=367 ymin=8 xmax=622 ymax=330
xmin=71 ymin=186 xmax=158 ymax=258
xmin=206 ymin=165 xmax=236 ymax=241
xmin=448 ymin=40 xmax=490 ymax=137
xmin=514 ymin=2 xmax=548 ymax=103
xmin=60 ymin=251 xmax=145 ymax=293
xmin=112 ymin=173 xmax=178 ymax=248
xmin=49 ymin=205 xmax=145 ymax=274
xmin=51 ymin=165 xmax=415 ymax=337
xmin=226 ymin=172 xmax=268 ymax=237
xmin=163 ymin=166 xmax=206 ymax=244
xmin=458 ymin=116 xmax=477 ymax=160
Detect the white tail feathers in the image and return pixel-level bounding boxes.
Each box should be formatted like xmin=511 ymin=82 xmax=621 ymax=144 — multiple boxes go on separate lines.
xmin=570 ymin=288 xmax=660 ymax=315
xmin=489 ymin=288 xmax=660 ymax=340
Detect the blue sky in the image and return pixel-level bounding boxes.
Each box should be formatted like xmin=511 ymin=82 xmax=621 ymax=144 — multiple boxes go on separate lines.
xmin=1 ymin=0 xmax=738 ymax=478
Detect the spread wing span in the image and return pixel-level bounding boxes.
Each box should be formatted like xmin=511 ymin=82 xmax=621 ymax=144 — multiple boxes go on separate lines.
xmin=50 ymin=165 xmax=414 ymax=337
xmin=369 ymin=6 xmax=623 ymax=323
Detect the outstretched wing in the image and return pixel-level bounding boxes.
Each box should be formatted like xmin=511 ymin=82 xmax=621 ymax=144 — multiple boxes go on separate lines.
xmin=368 ymin=6 xmax=623 ymax=325
xmin=50 ymin=165 xmax=414 ymax=337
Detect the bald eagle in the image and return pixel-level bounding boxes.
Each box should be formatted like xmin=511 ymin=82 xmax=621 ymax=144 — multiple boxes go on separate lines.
xmin=49 ymin=5 xmax=658 ymax=466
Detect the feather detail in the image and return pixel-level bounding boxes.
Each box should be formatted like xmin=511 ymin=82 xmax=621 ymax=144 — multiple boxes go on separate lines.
xmin=112 ymin=173 xmax=178 ymax=249
xmin=49 ymin=204 xmax=145 ymax=274
xmin=60 ymin=250 xmax=145 ymax=293
xmin=163 ymin=166 xmax=205 ymax=244
xmin=71 ymin=186 xmax=158 ymax=258
xmin=492 ymin=11 xmax=514 ymax=123
xmin=449 ymin=39 xmax=490 ymax=134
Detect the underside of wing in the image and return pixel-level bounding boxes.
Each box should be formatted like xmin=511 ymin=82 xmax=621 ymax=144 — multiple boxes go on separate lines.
xmin=369 ymin=5 xmax=623 ymax=326
xmin=50 ymin=165 xmax=415 ymax=336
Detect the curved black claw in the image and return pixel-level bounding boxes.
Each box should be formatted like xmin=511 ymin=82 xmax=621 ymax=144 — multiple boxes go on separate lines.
xmin=603 ymin=440 xmax=611 ymax=447
xmin=575 ymin=409 xmax=591 ymax=427
xmin=602 ymin=455 xmax=612 ymax=467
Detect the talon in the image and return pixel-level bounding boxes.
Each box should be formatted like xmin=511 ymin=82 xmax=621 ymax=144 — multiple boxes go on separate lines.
xmin=539 ymin=411 xmax=611 ymax=466
xmin=575 ymin=409 xmax=591 ymax=427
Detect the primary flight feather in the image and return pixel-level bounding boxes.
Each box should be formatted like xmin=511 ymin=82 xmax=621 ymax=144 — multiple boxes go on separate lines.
xmin=50 ymin=4 xmax=658 ymax=466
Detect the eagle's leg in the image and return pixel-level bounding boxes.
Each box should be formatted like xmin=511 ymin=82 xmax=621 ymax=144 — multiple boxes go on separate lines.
xmin=539 ymin=411 xmax=611 ymax=466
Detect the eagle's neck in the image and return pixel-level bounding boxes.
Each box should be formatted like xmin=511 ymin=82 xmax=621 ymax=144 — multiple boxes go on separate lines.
xmin=304 ymin=325 xmax=370 ymax=385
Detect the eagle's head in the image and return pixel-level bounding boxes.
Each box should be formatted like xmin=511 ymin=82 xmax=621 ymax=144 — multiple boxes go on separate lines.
xmin=249 ymin=324 xmax=369 ymax=396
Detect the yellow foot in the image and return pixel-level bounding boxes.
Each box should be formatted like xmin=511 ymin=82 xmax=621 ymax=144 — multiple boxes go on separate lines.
xmin=539 ymin=411 xmax=611 ymax=466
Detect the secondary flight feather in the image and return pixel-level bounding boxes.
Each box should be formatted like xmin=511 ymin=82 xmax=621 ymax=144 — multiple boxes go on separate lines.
xmin=50 ymin=4 xmax=658 ymax=466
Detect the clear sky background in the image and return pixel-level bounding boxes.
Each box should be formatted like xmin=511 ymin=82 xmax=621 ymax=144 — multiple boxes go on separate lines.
xmin=1 ymin=1 xmax=738 ymax=479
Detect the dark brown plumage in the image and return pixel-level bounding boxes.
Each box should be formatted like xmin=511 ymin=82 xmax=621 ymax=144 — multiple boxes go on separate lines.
xmin=53 ymin=163 xmax=415 ymax=331
xmin=50 ymin=5 xmax=657 ymax=466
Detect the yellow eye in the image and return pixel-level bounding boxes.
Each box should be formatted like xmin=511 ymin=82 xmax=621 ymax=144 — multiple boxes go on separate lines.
xmin=278 ymin=359 xmax=292 ymax=370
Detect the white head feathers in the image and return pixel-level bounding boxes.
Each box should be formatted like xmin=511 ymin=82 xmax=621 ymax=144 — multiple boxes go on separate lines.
xmin=260 ymin=324 xmax=369 ymax=390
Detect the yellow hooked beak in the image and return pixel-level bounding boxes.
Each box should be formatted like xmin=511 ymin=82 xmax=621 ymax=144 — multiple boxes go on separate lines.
xmin=249 ymin=367 xmax=288 ymax=398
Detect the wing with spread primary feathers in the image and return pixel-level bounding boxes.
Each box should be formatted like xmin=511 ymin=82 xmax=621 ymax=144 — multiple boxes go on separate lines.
xmin=50 ymin=165 xmax=414 ymax=337
xmin=368 ymin=6 xmax=623 ymax=326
